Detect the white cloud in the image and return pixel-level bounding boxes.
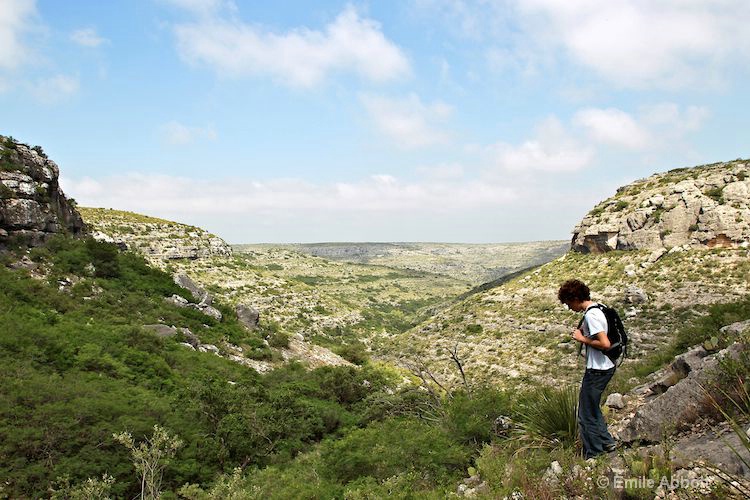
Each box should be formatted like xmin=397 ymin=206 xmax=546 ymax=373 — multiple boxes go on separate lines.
xmin=573 ymin=104 xmax=710 ymax=151
xmin=360 ymin=93 xmax=452 ymax=148
xmin=490 ymin=116 xmax=593 ymax=173
xmin=28 ymin=74 xmax=79 ymax=103
xmin=173 ymin=5 xmax=410 ymax=87
xmin=518 ymin=0 xmax=750 ymax=89
xmin=640 ymin=103 xmax=710 ymax=134
xmin=63 ymin=171 xmax=518 ymax=221
xmin=70 ymin=28 xmax=107 ymax=47
xmin=416 ymin=163 xmax=465 ymax=180
xmin=573 ymin=107 xmax=650 ymax=150
xmin=0 ymin=0 xmax=36 ymax=70
xmin=159 ymin=121 xmax=217 ymax=145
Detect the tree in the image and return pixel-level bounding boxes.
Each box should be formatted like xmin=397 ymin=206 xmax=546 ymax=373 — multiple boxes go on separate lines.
xmin=114 ymin=425 xmax=183 ymax=500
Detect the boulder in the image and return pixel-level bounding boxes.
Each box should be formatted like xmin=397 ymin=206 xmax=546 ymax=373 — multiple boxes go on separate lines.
xmin=720 ymin=319 xmax=750 ymax=336
xmin=619 ymin=343 xmax=745 ymax=443
xmin=624 ymin=285 xmax=648 ymax=304
xmin=174 ymin=274 xmax=213 ymax=305
xmin=236 ymin=303 xmax=260 ymax=331
xmin=143 ymin=324 xmax=178 ymax=338
xmin=198 ymin=344 xmax=220 ymax=354
xmin=178 ymin=327 xmax=200 ymax=347
xmin=670 ymin=427 xmax=750 ymax=477
xmin=189 ymin=303 xmax=222 ymax=321
xmin=605 ymin=393 xmax=625 ymax=409
xmin=165 ymin=294 xmax=189 ymax=307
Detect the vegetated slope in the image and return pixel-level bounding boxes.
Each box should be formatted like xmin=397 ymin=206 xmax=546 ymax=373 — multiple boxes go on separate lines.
xmin=167 ymin=247 xmax=471 ymax=352
xmin=237 ymin=241 xmax=569 ymax=284
xmin=79 ymin=207 xmax=232 ymax=262
xmin=80 ymin=209 xmax=472 ymax=363
xmin=386 ymin=247 xmax=750 ymax=387
xmin=386 ymin=159 xmax=750 ymax=389
xmin=0 ymin=237 xmax=407 ymax=498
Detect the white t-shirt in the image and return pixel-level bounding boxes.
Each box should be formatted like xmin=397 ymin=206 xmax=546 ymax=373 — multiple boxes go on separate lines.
xmin=582 ymin=304 xmax=615 ymax=370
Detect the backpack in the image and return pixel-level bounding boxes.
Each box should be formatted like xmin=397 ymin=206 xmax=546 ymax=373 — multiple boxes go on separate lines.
xmin=578 ymin=303 xmax=628 ymax=366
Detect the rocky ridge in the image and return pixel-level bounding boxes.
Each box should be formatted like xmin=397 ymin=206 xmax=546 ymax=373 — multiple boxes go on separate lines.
xmin=79 ymin=207 xmax=232 ymax=262
xmin=0 ymin=135 xmax=87 ymax=247
xmin=572 ymin=159 xmax=749 ymax=253
xmin=239 ymin=241 xmax=569 ymax=284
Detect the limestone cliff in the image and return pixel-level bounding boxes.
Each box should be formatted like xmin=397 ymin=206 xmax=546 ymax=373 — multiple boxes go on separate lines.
xmin=79 ymin=207 xmax=232 ymax=262
xmin=572 ymin=159 xmax=749 ymax=253
xmin=0 ymin=135 xmax=87 ymax=247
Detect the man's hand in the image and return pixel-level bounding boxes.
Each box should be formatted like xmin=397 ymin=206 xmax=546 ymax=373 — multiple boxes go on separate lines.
xmin=572 ymin=328 xmax=587 ymax=344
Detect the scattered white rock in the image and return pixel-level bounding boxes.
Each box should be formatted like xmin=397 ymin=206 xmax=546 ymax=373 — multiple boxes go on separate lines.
xmin=605 ymin=393 xmax=625 ymax=409
xmin=198 ymin=344 xmax=220 ymax=355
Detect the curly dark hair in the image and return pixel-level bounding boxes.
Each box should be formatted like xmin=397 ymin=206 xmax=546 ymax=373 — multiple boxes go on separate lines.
xmin=558 ymin=279 xmax=591 ymax=304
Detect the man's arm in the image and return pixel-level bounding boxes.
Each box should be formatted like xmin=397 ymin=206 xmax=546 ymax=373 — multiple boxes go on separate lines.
xmin=572 ymin=329 xmax=611 ymax=350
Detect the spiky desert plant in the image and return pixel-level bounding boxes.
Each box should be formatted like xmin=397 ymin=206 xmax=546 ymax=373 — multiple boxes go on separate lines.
xmin=515 ymin=385 xmax=579 ymax=448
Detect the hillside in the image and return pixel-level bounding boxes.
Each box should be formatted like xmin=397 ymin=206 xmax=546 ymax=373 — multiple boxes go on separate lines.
xmin=79 ymin=207 xmax=232 ymax=262
xmin=386 ymin=247 xmax=749 ymax=387
xmin=385 ymin=159 xmax=750 ymax=389
xmin=2 ymin=142 xmax=749 ymax=499
xmin=79 ymin=209 xmax=474 ymax=361
xmin=236 ymin=241 xmax=569 ymax=284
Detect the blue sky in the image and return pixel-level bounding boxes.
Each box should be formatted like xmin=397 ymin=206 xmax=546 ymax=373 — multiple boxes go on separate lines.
xmin=1 ymin=0 xmax=749 ymax=243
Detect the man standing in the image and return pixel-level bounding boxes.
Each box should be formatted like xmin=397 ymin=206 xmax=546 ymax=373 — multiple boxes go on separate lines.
xmin=558 ymin=279 xmax=617 ymax=459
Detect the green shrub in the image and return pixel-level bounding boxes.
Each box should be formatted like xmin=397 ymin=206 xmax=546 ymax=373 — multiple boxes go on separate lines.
xmin=514 ymin=385 xmax=579 ymax=448
xmin=320 ymin=418 xmax=469 ymax=484
xmin=705 ymin=186 xmax=725 ymax=204
xmin=465 ymin=324 xmax=483 ymax=334
xmin=443 ymin=387 xmax=512 ymax=445
xmin=335 ymin=342 xmax=369 ymax=365
xmin=613 ymin=200 xmax=629 ymax=212
xmin=675 ymin=296 xmax=750 ymax=352
xmin=267 ymin=331 xmax=290 ymax=348
xmin=0 ymin=183 xmax=13 ymax=199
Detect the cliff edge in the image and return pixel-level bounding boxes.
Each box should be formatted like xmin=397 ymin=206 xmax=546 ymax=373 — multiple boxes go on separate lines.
xmin=572 ymin=159 xmax=749 ymax=253
xmin=0 ymin=135 xmax=87 ymax=247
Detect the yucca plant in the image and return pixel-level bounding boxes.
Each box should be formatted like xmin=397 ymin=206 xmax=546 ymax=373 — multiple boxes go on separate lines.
xmin=514 ymin=385 xmax=579 ymax=449
xmin=701 ymin=346 xmax=750 ymax=498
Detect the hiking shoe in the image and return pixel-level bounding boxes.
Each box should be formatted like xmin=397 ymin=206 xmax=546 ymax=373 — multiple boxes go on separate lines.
xmin=604 ymin=442 xmax=619 ymax=453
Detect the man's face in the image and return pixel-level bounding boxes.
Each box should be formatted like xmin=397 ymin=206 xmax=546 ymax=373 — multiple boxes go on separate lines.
xmin=565 ymin=299 xmax=585 ymax=312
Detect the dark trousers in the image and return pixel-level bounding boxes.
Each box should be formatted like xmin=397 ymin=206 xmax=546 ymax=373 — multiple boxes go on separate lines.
xmin=578 ymin=367 xmax=616 ymax=459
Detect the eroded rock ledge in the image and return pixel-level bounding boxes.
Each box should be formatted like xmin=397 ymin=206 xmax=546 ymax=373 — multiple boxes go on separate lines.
xmin=572 ymin=160 xmax=749 ymax=253
xmin=0 ymin=136 xmax=87 ymax=247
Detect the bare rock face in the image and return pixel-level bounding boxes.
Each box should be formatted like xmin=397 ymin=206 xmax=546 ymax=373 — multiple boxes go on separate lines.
xmin=236 ymin=303 xmax=260 ymax=331
xmin=619 ymin=343 xmax=745 ymax=444
xmin=174 ymin=273 xmax=213 ymax=305
xmin=572 ymin=160 xmax=750 ymax=253
xmin=79 ymin=207 xmax=232 ymax=262
xmin=0 ymin=136 xmax=87 ymax=247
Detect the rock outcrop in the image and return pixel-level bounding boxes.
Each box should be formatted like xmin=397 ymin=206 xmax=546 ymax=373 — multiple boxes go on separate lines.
xmin=572 ymin=160 xmax=750 ymax=253
xmin=236 ymin=303 xmax=260 ymax=331
xmin=79 ymin=207 xmax=232 ymax=262
xmin=619 ymin=343 xmax=745 ymax=444
xmin=0 ymin=136 xmax=87 ymax=247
